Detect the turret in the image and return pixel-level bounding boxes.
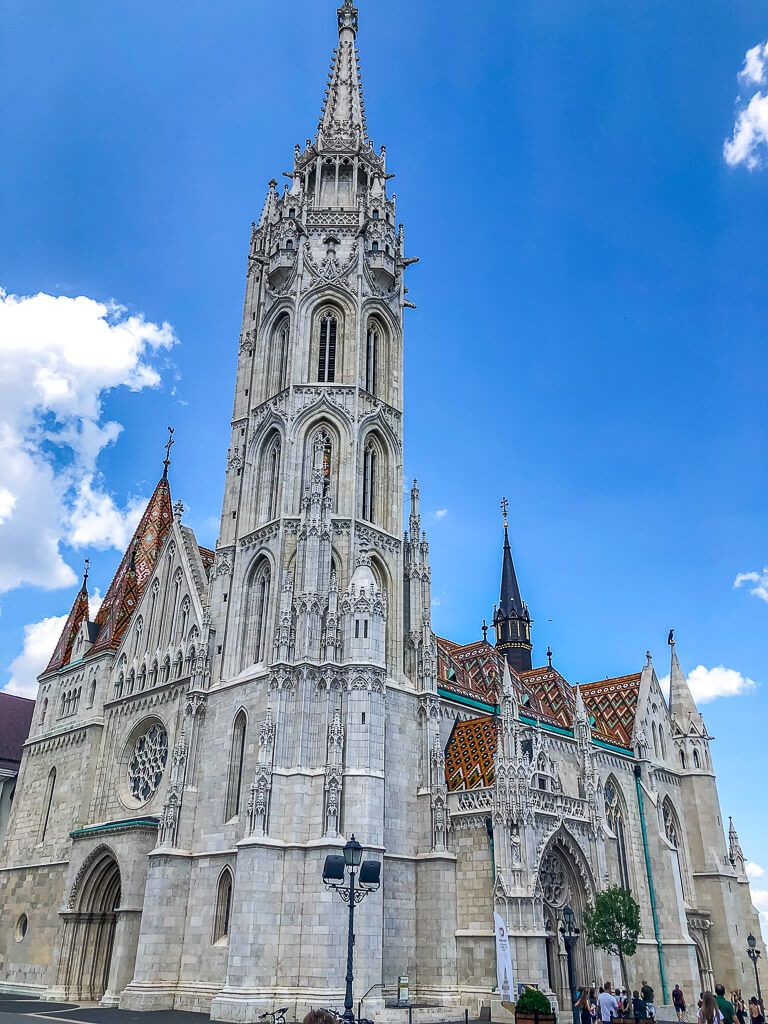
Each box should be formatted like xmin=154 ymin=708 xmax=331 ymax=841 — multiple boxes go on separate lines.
xmin=493 ymin=498 xmax=533 ymax=673
xmin=342 ymin=552 xmax=387 ymax=666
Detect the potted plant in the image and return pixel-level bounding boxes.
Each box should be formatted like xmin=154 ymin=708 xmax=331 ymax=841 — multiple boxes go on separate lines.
xmin=515 ymin=987 xmax=556 ymax=1024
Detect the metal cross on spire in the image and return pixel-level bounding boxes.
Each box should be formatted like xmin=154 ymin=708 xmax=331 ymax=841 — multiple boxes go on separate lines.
xmin=83 ymin=558 xmax=90 ymax=585
xmin=500 ymin=496 xmax=509 ymax=528
xmin=162 ymin=426 xmax=175 ymax=480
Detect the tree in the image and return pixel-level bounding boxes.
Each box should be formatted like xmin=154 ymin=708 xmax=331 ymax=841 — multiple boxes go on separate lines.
xmin=583 ymin=886 xmax=641 ymax=992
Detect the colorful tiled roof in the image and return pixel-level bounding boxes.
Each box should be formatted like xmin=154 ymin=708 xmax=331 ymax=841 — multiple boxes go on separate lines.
xmin=437 ymin=637 xmax=504 ymax=706
xmin=580 ymin=674 xmax=641 ymax=748
xmin=445 ymin=715 xmax=498 ymax=791
xmin=88 ymin=477 xmax=173 ymax=656
xmin=198 ymin=546 xmax=215 ymax=575
xmin=45 ymin=579 xmax=90 ymax=674
xmin=519 ymin=666 xmax=576 ymax=730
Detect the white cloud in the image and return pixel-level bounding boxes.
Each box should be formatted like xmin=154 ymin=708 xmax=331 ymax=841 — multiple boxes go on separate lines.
xmin=433 ymin=508 xmax=448 ymax=520
xmin=751 ymin=886 xmax=768 ymax=944
xmin=659 ymin=664 xmax=758 ymax=704
xmin=735 ymin=568 xmax=768 ymax=604
xmin=0 ymin=288 xmax=176 ymax=594
xmin=724 ymin=42 xmax=768 ymax=169
xmin=747 ymin=862 xmax=766 ymax=880
xmin=4 ymin=590 xmax=103 ymax=699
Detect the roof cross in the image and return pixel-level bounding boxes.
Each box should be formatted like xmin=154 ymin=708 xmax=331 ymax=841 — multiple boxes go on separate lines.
xmin=162 ymin=426 xmax=175 ymax=479
xmin=500 ymin=496 xmax=509 ymax=527
xmin=83 ymin=558 xmax=90 ymax=584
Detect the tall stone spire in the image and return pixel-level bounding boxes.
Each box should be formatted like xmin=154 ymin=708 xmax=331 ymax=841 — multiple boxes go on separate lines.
xmin=317 ymin=0 xmax=368 ymax=147
xmin=493 ymin=499 xmax=532 ymax=673
xmin=668 ymin=631 xmax=701 ymax=731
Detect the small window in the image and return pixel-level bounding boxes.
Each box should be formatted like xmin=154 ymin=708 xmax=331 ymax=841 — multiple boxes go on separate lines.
xmin=372 ymin=241 xmax=379 ymax=253
xmin=318 ymin=313 xmax=338 ymax=383
xmin=364 ymin=620 xmax=369 ymax=639
xmin=286 ymin=238 xmax=294 ymax=250
xmin=362 ymin=712 xmax=366 ymax=725
xmin=15 ymin=914 xmax=28 ymax=942
xmin=693 ymin=749 xmax=700 ymax=768
xmin=289 ymin=208 xmax=296 ymax=219
xmin=213 ymin=869 xmax=233 ymax=944
xmin=232 ymin=511 xmax=237 ymax=520
xmin=372 ymin=209 xmax=380 ymax=220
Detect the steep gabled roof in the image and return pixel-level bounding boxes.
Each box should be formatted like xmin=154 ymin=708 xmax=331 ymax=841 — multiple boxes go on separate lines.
xmin=445 ymin=715 xmax=498 ymax=792
xmin=45 ymin=575 xmax=90 ymax=674
xmin=519 ymin=666 xmax=576 ymax=730
xmin=0 ymin=693 xmax=35 ymax=768
xmin=580 ymin=673 xmax=641 ymax=747
xmin=437 ymin=637 xmax=504 ymax=706
xmin=88 ymin=477 xmax=173 ymax=657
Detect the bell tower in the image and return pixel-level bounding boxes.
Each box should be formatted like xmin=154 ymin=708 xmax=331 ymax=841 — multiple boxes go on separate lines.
xmin=208 ymin=0 xmax=418 ymax=689
xmin=493 ymin=499 xmax=533 ymax=672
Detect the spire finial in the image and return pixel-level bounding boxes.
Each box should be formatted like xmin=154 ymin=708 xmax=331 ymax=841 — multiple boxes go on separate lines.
xmin=646 ymin=650 xmax=653 ymax=666
xmin=83 ymin=558 xmax=90 ymax=586
xmin=163 ymin=426 xmax=175 ymax=480
xmin=668 ymin=627 xmax=675 ymax=647
xmin=501 ymin=496 xmax=509 ymax=529
xmin=547 ymin=645 xmax=553 ymax=669
xmin=482 ymin=619 xmax=488 ymax=642
xmin=337 ymin=0 xmax=358 ymax=39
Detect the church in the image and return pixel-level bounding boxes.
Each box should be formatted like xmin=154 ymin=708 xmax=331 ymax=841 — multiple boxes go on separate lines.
xmin=0 ymin=2 xmax=765 ymax=1019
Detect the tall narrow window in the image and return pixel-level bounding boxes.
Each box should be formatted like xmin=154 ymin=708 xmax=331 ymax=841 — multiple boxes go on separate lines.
xmin=318 ymin=314 xmax=337 ymax=382
xmin=365 ymin=325 xmax=378 ymax=394
xmin=39 ymin=767 xmax=56 ymax=842
xmin=362 ymin=441 xmax=377 ymax=522
xmin=41 ymin=698 xmax=48 ymax=729
xmin=213 ymin=868 xmax=234 ymax=943
xmin=178 ymin=597 xmax=190 ymax=645
xmin=244 ymin=560 xmax=271 ymax=667
xmin=87 ymin=677 xmax=96 ymax=708
xmin=605 ymin=777 xmax=631 ymax=892
xmin=133 ymin=617 xmax=144 ymax=658
xmin=266 ymin=438 xmax=281 ymax=520
xmin=225 ymin=712 xmax=247 ymax=821
xmin=693 ymin=748 xmax=700 ymax=768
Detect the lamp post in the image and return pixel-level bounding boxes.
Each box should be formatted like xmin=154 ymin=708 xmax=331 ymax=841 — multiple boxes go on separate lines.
xmin=747 ymin=933 xmax=763 ymax=1006
xmin=323 ymin=835 xmax=382 ymax=1024
xmin=559 ymin=904 xmax=580 ymax=1024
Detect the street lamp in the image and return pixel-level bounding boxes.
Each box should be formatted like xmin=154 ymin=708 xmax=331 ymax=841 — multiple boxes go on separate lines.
xmin=559 ymin=904 xmax=580 ymax=1024
xmin=747 ymin=933 xmax=763 ymax=1006
xmin=323 ymin=835 xmax=382 ymax=1024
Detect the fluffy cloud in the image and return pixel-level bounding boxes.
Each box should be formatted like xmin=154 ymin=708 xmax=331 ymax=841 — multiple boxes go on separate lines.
xmin=433 ymin=509 xmax=448 ymax=520
xmin=659 ymin=664 xmax=758 ymax=704
xmin=4 ymin=590 xmax=103 ymax=699
xmin=0 ymin=288 xmax=176 ymax=594
xmin=748 ymin=862 xmax=766 ymax=880
xmin=735 ymin=568 xmax=768 ymax=604
xmin=724 ymin=41 xmax=768 ymax=169
xmin=750 ymin=883 xmax=768 ymax=943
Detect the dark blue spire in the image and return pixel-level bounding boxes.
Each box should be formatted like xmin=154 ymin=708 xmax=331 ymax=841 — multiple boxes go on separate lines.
xmin=493 ymin=501 xmax=533 ymax=672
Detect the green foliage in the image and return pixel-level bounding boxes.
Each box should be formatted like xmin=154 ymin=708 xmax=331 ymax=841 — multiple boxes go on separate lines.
xmin=516 ymin=988 xmax=554 ymax=1015
xmin=583 ymin=886 xmax=642 ymax=959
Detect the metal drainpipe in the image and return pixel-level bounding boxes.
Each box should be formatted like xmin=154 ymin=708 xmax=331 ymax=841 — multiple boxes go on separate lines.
xmin=634 ymin=765 xmax=669 ymax=1004
xmin=485 ymin=815 xmax=496 ymax=882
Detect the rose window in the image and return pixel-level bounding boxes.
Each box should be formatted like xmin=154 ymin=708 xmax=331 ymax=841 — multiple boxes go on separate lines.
xmin=128 ymin=723 xmax=168 ymax=803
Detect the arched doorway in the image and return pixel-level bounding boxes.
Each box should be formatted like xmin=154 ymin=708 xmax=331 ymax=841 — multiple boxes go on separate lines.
xmin=60 ymin=848 xmax=121 ymax=1001
xmin=538 ymin=835 xmax=595 ymax=1008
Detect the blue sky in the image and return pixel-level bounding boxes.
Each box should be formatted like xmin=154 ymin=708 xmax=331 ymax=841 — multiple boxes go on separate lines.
xmin=1 ymin=0 xmax=767 ymax=925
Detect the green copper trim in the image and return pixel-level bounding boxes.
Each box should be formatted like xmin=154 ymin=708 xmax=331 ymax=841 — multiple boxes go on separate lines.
xmin=519 ymin=713 xmax=573 ymax=738
xmin=634 ymin=767 xmax=669 ymax=1003
xmin=593 ymin=738 xmax=634 ymax=756
xmin=437 ymin=688 xmax=498 ymax=715
xmin=70 ymin=817 xmax=159 ymax=838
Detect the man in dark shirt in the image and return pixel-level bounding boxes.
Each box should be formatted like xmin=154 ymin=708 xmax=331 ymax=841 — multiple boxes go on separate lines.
xmin=641 ymin=982 xmax=656 ymax=1020
xmin=716 ymin=985 xmax=736 ymax=1024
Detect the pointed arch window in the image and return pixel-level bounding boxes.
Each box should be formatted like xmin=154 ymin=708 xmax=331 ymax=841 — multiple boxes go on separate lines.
xmin=680 ymin=750 xmax=687 ymax=769
xmin=225 ymin=711 xmax=247 ymax=821
xmin=663 ymin=797 xmax=690 ymax=903
xmin=86 ymin=676 xmax=96 ymax=708
xmin=40 ymin=697 xmax=48 ymax=729
xmin=213 ymin=867 xmax=234 ymax=943
xmin=604 ymin=777 xmax=631 ymax=892
xmin=244 ymin=560 xmax=271 ymax=667
xmin=39 ymin=767 xmax=56 ymax=842
xmin=115 ymin=673 xmax=124 ymax=699
xmin=263 ymin=435 xmax=281 ymax=521
xmin=365 ymin=323 xmax=378 ymax=395
xmin=147 ymin=578 xmax=160 ymax=643
xmin=161 ymin=656 xmax=171 ymax=684
xmin=173 ymin=651 xmax=184 ymax=679
xmin=127 ymin=670 xmax=135 ymax=695
xmin=362 ymin=440 xmax=377 ymax=523
xmin=271 ymin=316 xmax=290 ymax=394
xmin=133 ymin=617 xmax=144 ymax=658
xmin=318 ymin=312 xmax=338 ymax=383
xmin=178 ymin=596 xmax=191 ymax=645
xmin=138 ymin=665 xmax=147 ymax=692
xmin=693 ymin=748 xmax=700 ymax=768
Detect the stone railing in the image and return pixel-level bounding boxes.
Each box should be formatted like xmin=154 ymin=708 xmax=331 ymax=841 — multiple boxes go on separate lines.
xmin=530 ymin=789 xmax=589 ymax=821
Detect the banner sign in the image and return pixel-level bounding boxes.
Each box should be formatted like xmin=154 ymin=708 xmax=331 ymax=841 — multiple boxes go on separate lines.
xmin=494 ymin=912 xmax=515 ymax=1007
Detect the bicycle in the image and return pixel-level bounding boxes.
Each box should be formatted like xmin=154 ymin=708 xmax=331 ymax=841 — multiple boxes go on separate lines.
xmin=258 ymin=1008 xmax=288 ymax=1024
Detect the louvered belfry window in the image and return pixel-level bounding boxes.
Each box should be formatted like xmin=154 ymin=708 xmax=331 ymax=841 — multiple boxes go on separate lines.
xmin=318 ymin=314 xmax=337 ymax=382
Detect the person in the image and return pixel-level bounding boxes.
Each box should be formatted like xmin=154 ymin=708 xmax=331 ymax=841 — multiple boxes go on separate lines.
xmin=674 ymin=985 xmax=688 ymax=1023
xmin=633 ymin=991 xmax=649 ymax=1021
xmin=641 ymin=981 xmax=656 ymax=1021
xmin=589 ymin=988 xmax=598 ymax=1023
xmin=699 ymin=993 xmax=724 ymax=1024
xmin=599 ymin=982 xmax=620 ymax=1024
xmin=577 ymin=990 xmax=593 ymax=1024
xmin=749 ymin=997 xmax=765 ymax=1024
xmin=622 ymin=991 xmax=630 ymax=1015
xmin=734 ymin=994 xmax=747 ymax=1024
xmin=716 ymin=985 xmax=737 ymax=1024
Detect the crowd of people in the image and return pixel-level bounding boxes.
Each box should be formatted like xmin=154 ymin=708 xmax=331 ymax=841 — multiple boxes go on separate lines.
xmin=575 ymin=981 xmax=765 ymax=1024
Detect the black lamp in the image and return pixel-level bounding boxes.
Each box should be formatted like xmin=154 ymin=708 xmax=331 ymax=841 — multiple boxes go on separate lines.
xmin=344 ymin=834 xmax=363 ymax=868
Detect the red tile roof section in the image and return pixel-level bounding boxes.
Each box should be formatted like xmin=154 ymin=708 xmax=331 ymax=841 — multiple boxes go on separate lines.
xmin=445 ymin=715 xmax=498 ymax=792
xmin=580 ymin=674 xmax=641 ymax=748
xmin=88 ymin=477 xmax=173 ymax=656
xmin=44 ymin=581 xmax=89 ymax=674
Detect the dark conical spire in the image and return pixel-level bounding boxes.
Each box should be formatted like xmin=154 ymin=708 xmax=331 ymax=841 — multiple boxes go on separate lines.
xmin=493 ymin=498 xmax=533 ymax=672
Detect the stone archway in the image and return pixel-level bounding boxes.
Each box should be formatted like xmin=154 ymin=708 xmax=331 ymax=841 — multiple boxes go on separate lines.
xmin=58 ymin=848 xmax=121 ymax=1001
xmin=537 ymin=833 xmax=596 ymax=1008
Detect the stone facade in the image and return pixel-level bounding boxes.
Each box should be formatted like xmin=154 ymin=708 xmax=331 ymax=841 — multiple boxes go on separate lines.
xmin=0 ymin=1 xmax=765 ymax=1020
